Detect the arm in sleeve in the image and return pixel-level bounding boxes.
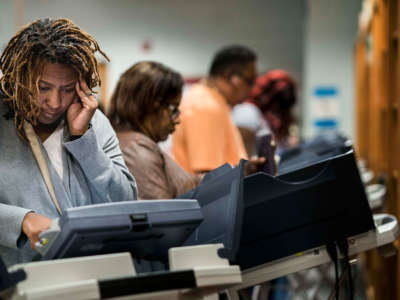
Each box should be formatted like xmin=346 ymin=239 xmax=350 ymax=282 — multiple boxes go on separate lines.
xmin=64 ymin=112 xmax=138 ymax=203
xmin=122 ymin=141 xmax=173 ymax=200
xmin=0 ymin=204 xmax=31 ymax=249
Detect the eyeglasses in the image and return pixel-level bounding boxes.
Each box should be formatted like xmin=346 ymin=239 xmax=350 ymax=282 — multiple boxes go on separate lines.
xmin=167 ymin=104 xmax=180 ymax=120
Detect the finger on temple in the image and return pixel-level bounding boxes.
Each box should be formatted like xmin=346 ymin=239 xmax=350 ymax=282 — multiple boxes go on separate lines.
xmin=75 ymin=81 xmax=82 ymax=93
xmin=75 ymin=82 xmax=87 ymax=98
xmin=79 ymin=78 xmax=89 ymax=91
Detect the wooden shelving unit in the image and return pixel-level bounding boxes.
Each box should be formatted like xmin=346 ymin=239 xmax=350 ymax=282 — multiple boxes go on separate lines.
xmin=355 ymin=0 xmax=400 ymax=299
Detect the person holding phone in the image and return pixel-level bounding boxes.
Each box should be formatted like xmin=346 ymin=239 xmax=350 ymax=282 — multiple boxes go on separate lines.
xmin=0 ymin=18 xmax=137 ymax=267
xmin=108 ymin=61 xmax=265 ymax=201
xmin=232 ymin=69 xmax=299 ymax=166
xmin=233 ymin=69 xmax=299 ymax=149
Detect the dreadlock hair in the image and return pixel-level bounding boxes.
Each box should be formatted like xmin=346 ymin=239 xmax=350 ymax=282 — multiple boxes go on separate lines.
xmin=209 ymin=45 xmax=257 ymax=79
xmin=0 ymin=18 xmax=109 ymax=138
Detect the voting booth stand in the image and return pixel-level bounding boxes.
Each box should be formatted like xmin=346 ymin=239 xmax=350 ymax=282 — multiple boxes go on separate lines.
xmin=8 ymin=244 xmax=241 ymax=300
xmin=4 ymin=215 xmax=398 ymax=300
xmin=225 ymin=213 xmax=398 ymax=300
xmin=180 ymin=151 xmax=398 ymax=299
xmin=3 ymin=151 xmax=399 ymax=300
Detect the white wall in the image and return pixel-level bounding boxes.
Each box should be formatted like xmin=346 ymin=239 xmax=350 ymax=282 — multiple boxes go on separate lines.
xmin=0 ymin=0 xmax=14 ymax=53
xmin=0 ymin=0 xmax=363 ymax=140
xmin=302 ymin=0 xmax=361 ymax=139
xmin=6 ymin=0 xmax=306 ymax=99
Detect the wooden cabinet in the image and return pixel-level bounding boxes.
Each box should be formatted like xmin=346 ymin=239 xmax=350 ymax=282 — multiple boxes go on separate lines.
xmin=98 ymin=61 xmax=109 ymax=113
xmin=355 ymin=0 xmax=400 ymax=299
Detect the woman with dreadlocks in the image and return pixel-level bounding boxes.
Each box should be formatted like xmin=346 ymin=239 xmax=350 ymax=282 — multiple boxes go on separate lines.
xmin=0 ymin=18 xmax=137 ymax=267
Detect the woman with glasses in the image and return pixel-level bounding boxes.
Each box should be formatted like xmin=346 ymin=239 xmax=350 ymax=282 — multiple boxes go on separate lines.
xmin=108 ymin=61 xmax=201 ymax=199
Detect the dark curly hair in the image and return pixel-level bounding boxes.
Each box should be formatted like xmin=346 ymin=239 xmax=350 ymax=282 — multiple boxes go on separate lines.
xmin=0 ymin=18 xmax=109 ymax=137
xmin=108 ymin=61 xmax=183 ymax=134
xmin=248 ymin=69 xmax=297 ymax=142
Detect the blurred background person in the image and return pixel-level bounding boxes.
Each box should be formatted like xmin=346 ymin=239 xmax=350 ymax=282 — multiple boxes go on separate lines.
xmin=172 ymin=45 xmax=257 ymax=174
xmin=108 ymin=61 xmax=201 ymax=199
xmin=233 ymin=69 xmax=299 ymax=158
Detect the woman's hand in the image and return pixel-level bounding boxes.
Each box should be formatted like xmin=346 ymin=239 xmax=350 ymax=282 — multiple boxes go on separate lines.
xmin=246 ymin=137 xmax=278 ymax=176
xmin=245 ymin=156 xmax=266 ymax=176
xmin=21 ymin=212 xmax=52 ymax=250
xmin=67 ymin=79 xmax=98 ymax=136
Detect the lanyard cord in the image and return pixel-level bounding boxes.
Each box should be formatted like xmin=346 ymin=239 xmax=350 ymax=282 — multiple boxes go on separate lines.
xmin=24 ymin=122 xmax=63 ymax=215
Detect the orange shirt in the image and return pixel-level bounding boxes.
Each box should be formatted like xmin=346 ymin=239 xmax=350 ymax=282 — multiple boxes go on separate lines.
xmin=172 ymin=83 xmax=248 ymax=173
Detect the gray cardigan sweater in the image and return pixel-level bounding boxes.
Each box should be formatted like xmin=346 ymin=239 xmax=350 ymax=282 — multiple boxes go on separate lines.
xmin=0 ymin=102 xmax=138 ymax=267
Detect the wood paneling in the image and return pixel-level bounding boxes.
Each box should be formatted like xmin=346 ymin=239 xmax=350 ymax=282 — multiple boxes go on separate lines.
xmin=355 ymin=34 xmax=369 ymax=161
xmin=355 ymin=0 xmax=400 ymax=299
xmin=367 ymin=0 xmax=389 ymax=174
xmin=98 ymin=62 xmax=109 ymax=113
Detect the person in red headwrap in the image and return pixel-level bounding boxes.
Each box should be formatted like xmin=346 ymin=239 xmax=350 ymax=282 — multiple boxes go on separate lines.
xmin=232 ymin=69 xmax=299 ymax=157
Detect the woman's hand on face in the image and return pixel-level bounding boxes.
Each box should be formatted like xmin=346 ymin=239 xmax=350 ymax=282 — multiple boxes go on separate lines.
xmin=21 ymin=212 xmax=52 ymax=250
xmin=67 ymin=79 xmax=98 ymax=136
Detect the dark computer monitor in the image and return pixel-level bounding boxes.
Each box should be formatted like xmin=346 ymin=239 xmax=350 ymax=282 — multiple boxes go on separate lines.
xmin=40 ymin=200 xmax=203 ymax=261
xmin=236 ymin=150 xmax=375 ymax=270
xmin=179 ymin=160 xmax=246 ymax=261
xmin=278 ymin=132 xmax=352 ymax=175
